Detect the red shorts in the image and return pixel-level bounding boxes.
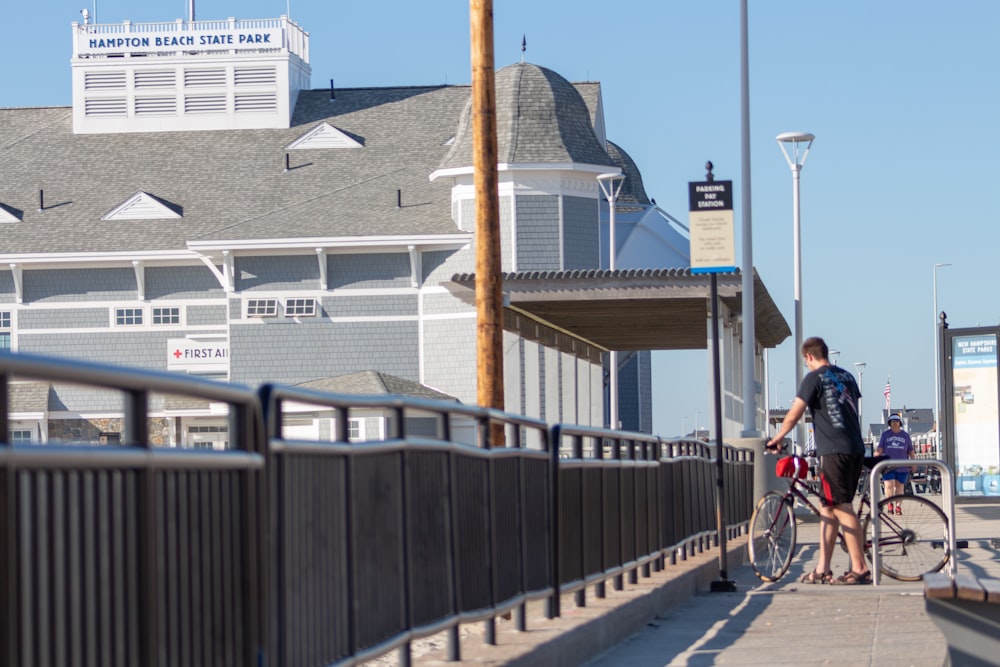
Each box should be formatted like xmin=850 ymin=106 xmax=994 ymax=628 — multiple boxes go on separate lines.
xmin=818 ymin=453 xmax=863 ymax=507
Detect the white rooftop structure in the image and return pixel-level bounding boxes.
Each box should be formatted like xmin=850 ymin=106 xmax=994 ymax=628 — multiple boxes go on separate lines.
xmin=71 ymin=16 xmax=310 ymax=134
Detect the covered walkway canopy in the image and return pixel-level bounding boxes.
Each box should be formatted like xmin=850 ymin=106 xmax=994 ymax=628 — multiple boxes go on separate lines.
xmin=446 ymin=267 xmax=791 ymax=352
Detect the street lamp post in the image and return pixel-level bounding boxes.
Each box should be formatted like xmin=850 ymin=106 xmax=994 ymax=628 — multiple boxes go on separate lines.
xmin=777 ymin=132 xmax=815 ymax=453
xmin=830 ymin=349 xmax=840 ymax=366
xmin=597 ymin=172 xmax=625 ymax=430
xmin=853 ymin=362 xmax=867 ymax=439
xmin=933 ymin=263 xmax=951 ymax=456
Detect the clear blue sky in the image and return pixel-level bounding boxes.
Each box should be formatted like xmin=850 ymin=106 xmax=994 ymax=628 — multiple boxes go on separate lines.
xmin=5 ymin=1 xmax=999 ymax=437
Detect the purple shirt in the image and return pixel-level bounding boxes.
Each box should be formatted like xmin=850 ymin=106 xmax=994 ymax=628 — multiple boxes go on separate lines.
xmin=878 ymin=428 xmax=913 ymax=459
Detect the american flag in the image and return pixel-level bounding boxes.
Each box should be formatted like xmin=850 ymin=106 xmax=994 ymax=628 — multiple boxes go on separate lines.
xmin=883 ymin=380 xmax=891 ymax=412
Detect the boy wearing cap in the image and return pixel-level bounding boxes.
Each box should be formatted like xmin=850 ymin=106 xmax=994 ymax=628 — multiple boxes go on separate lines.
xmin=876 ymin=415 xmax=915 ymax=513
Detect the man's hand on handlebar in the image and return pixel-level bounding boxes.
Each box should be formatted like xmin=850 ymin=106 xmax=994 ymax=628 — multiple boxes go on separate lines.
xmin=765 ymin=439 xmax=788 ymax=455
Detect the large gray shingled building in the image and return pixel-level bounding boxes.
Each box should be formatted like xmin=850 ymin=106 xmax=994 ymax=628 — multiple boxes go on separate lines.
xmin=1 ymin=14 xmax=789 ymax=447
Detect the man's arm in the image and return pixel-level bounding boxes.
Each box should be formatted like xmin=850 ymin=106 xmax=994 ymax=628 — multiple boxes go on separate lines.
xmin=766 ymin=397 xmax=807 ymax=451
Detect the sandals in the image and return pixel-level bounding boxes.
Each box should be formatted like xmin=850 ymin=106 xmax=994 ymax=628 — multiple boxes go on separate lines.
xmin=800 ymin=570 xmax=834 ymax=584
xmin=833 ymin=570 xmax=872 ymax=585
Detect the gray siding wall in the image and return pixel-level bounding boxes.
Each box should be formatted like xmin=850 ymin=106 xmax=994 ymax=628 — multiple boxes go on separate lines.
xmin=503 ymin=332 xmax=522 ymax=415
xmin=18 ymin=308 xmax=109 ymax=329
xmin=422 ymin=317 xmax=476 ymax=404
xmin=523 ymin=339 xmax=541 ymax=419
xmin=422 ymin=248 xmax=473 ymax=284
xmin=187 ymin=304 xmax=228 ymax=326
xmin=0 ymin=272 xmax=14 ymax=303
xmin=229 ymin=320 xmax=418 ymax=386
xmin=21 ymin=330 xmax=175 ymax=369
xmin=458 ymin=194 xmax=513 ymax=271
xmin=146 ymin=265 xmax=224 ymax=299
xmin=323 ymin=295 xmax=416 ymax=317
xmin=515 ymin=194 xmax=560 ymax=271
xmin=237 ymin=256 xmax=320 ymax=291
xmin=327 ymin=253 xmax=411 ymax=289
xmin=563 ymin=195 xmax=599 ymax=269
xmin=49 ymin=384 xmax=123 ymax=413
xmin=24 ymin=268 xmax=136 ymax=303
xmin=421 ymin=292 xmax=473 ymax=316
xmin=459 ymin=199 xmax=474 ymax=233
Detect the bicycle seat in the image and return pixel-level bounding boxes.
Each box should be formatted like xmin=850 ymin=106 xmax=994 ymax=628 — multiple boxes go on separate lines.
xmin=863 ymin=455 xmax=890 ymax=469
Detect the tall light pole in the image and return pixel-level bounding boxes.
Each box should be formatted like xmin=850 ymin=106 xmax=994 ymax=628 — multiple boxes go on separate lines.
xmin=853 ymin=361 xmax=867 ymax=438
xmin=829 ymin=349 xmax=840 ymax=366
xmin=777 ymin=132 xmax=814 ymax=452
xmin=597 ymin=172 xmax=625 ymax=430
xmin=739 ymin=0 xmax=758 ymax=438
xmin=933 ymin=263 xmax=951 ymax=455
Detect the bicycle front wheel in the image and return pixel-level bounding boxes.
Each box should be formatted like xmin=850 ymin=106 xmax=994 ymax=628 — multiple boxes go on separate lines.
xmin=749 ymin=491 xmax=796 ymax=581
xmin=872 ymin=494 xmax=949 ymax=581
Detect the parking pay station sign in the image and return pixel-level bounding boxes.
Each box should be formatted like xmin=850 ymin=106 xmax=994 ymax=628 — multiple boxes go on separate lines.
xmin=688 ymin=180 xmax=735 ymax=273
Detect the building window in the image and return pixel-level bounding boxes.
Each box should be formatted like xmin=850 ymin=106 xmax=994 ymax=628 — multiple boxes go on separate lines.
xmin=246 ymin=299 xmax=278 ymax=317
xmin=0 ymin=311 xmax=10 ymax=351
xmin=285 ymin=297 xmax=316 ymax=317
xmin=152 ymin=307 xmax=180 ymax=325
xmin=115 ymin=307 xmax=144 ymax=326
xmin=349 ymin=418 xmax=362 ymax=441
xmin=9 ymin=430 xmax=31 ymax=444
xmin=187 ymin=424 xmax=229 ymax=450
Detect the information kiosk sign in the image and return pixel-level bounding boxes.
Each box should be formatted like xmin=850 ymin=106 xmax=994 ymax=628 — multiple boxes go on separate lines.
xmin=688 ymin=180 xmax=735 ymax=274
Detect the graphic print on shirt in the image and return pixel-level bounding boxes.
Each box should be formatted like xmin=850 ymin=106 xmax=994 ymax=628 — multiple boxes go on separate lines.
xmin=819 ymin=368 xmax=857 ymax=430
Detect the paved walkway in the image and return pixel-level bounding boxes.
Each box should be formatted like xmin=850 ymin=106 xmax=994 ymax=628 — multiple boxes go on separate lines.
xmin=393 ymin=498 xmax=1000 ymax=666
xmin=583 ymin=500 xmax=1000 ymax=667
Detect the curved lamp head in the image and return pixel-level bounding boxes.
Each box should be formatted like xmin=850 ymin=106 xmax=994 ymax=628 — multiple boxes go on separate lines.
xmin=776 ymin=131 xmax=815 ymax=144
xmin=776 ymin=132 xmax=815 ymax=170
xmin=596 ymin=172 xmax=625 ymax=201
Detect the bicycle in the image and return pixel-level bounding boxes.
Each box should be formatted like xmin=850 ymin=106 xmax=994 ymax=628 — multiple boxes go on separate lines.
xmin=748 ymin=451 xmax=950 ymax=582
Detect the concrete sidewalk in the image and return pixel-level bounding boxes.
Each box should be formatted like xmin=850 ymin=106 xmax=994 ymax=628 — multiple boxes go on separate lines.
xmin=583 ymin=500 xmax=1000 ymax=667
xmin=386 ymin=500 xmax=1000 ymax=666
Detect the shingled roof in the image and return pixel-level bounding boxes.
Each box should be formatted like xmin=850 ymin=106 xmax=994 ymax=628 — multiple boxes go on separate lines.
xmin=0 ymin=86 xmax=469 ymax=255
xmin=296 ymin=371 xmax=458 ymax=402
xmin=437 ymin=62 xmax=616 ymax=171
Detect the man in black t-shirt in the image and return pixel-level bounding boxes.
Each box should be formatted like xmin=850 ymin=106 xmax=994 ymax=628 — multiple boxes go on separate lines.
xmin=767 ymin=336 xmax=871 ymax=585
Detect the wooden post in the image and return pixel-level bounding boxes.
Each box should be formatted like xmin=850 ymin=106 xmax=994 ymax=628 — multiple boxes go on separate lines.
xmin=470 ymin=0 xmax=505 ymax=446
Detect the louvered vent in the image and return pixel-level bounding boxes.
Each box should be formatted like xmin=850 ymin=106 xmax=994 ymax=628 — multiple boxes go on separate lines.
xmin=84 ymin=98 xmax=128 ymax=116
xmin=234 ymin=67 xmax=276 ymax=86
xmin=135 ymin=70 xmax=176 ymax=89
xmin=184 ymin=68 xmax=227 ymax=87
xmin=185 ymin=95 xmax=227 ymax=114
xmin=84 ymin=71 xmax=127 ymax=90
xmin=235 ymin=93 xmax=277 ymax=112
xmin=102 ymin=192 xmax=182 ymax=220
xmin=135 ymin=97 xmax=177 ymax=115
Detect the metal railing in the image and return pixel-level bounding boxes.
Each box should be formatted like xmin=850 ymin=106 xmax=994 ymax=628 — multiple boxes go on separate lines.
xmin=1 ymin=351 xmax=754 ymax=666
xmin=868 ymin=458 xmax=956 ymax=586
xmin=0 ymin=352 xmax=266 ymax=667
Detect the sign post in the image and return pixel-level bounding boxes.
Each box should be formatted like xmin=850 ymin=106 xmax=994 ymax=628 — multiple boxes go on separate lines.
xmin=689 ymin=162 xmax=737 ymax=593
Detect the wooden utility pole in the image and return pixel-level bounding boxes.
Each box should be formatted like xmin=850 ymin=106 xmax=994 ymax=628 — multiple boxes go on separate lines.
xmin=470 ymin=0 xmax=505 ymax=445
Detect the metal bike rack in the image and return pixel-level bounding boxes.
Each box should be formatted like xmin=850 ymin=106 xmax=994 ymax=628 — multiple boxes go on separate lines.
xmin=868 ymin=459 xmax=956 ymax=586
